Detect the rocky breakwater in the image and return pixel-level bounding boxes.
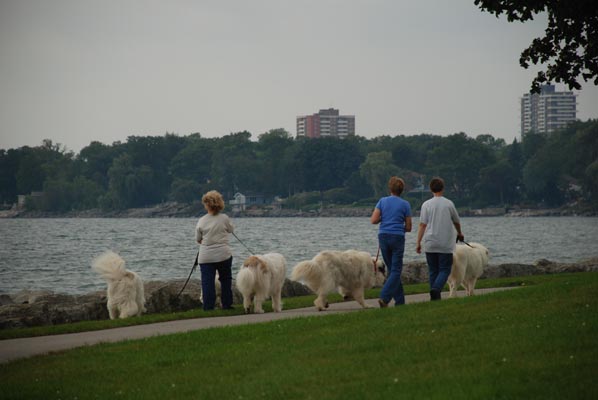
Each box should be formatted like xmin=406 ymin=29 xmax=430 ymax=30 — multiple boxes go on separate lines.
xmin=1 ymin=258 xmax=597 ymax=329
xmin=0 ymin=278 xmax=313 ymax=329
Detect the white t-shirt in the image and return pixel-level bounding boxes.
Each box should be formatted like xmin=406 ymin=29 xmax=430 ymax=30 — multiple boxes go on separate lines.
xmin=195 ymin=213 xmax=234 ymax=263
xmin=420 ymin=196 xmax=460 ymax=253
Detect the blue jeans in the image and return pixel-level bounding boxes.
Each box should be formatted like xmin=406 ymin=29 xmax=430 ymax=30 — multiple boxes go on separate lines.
xmin=425 ymin=253 xmax=453 ymax=292
xmin=378 ymin=233 xmax=406 ymax=305
xmin=200 ymin=256 xmax=233 ymax=310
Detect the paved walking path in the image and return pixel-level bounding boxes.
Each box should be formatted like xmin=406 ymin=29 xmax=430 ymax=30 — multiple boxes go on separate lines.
xmin=0 ymin=287 xmax=516 ymax=364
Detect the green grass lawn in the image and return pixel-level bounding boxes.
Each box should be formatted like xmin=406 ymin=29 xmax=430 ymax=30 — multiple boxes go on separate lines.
xmin=1 ymin=272 xmax=597 ymax=399
xmin=1 ymin=275 xmax=544 ymax=340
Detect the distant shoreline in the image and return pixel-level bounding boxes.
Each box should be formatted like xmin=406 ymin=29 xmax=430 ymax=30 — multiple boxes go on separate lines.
xmin=1 ymin=201 xmax=596 ymax=219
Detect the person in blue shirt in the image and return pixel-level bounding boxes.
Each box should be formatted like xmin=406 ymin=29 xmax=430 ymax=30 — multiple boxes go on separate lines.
xmin=371 ymin=176 xmax=412 ymax=307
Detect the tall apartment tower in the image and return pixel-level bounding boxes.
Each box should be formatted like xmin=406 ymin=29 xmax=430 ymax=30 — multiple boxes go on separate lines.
xmin=520 ymin=84 xmax=577 ymax=136
xmin=296 ymin=108 xmax=355 ymax=138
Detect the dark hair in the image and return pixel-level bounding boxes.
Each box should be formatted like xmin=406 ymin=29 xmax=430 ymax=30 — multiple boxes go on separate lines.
xmin=429 ymin=177 xmax=444 ymax=193
xmin=388 ymin=176 xmax=405 ymax=196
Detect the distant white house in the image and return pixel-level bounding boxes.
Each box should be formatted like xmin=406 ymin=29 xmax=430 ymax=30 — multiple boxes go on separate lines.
xmin=229 ymin=192 xmax=247 ymax=212
xmin=229 ymin=192 xmax=275 ymax=212
xmin=17 ymin=192 xmax=44 ymax=210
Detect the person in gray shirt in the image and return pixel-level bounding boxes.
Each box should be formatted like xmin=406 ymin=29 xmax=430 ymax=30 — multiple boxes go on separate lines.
xmin=195 ymin=190 xmax=235 ymax=310
xmin=416 ymin=177 xmax=464 ymax=301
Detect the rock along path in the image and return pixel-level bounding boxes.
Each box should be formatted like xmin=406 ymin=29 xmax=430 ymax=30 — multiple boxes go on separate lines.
xmin=0 ymin=287 xmax=516 ymax=364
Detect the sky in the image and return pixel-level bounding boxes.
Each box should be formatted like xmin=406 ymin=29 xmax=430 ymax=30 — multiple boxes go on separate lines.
xmin=1 ymin=0 xmax=597 ymax=153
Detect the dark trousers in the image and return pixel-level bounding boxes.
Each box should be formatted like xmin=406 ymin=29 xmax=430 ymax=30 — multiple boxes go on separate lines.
xmin=379 ymin=233 xmax=406 ymax=305
xmin=425 ymin=252 xmax=453 ymax=292
xmin=200 ymin=256 xmax=233 ymax=310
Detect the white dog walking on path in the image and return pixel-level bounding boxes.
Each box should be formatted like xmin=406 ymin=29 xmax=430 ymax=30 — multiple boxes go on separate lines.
xmin=92 ymin=251 xmax=146 ymax=319
xmin=236 ymin=253 xmax=287 ymax=314
xmin=291 ymin=249 xmax=386 ymax=311
xmin=447 ymin=242 xmax=489 ymax=297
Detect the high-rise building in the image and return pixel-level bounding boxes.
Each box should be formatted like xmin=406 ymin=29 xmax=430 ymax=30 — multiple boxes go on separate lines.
xmin=296 ymin=108 xmax=355 ymax=138
xmin=520 ymin=84 xmax=577 ymax=136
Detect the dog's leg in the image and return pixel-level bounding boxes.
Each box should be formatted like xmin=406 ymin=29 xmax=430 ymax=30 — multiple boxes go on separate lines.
xmin=136 ymin=282 xmax=146 ymax=314
xmin=448 ymin=280 xmax=456 ymax=298
xmin=107 ymin=301 xmax=118 ymax=320
xmin=243 ymin=294 xmax=253 ymax=314
xmin=254 ymin=293 xmax=266 ymax=314
xmin=470 ymin=278 xmax=477 ymax=295
xmin=339 ymin=286 xmax=352 ymax=301
xmin=314 ymin=291 xmax=329 ymax=311
xmin=272 ymin=292 xmax=283 ymax=312
xmin=466 ymin=278 xmax=476 ymax=296
xmin=120 ymin=302 xmax=139 ymax=319
xmin=352 ymin=288 xmax=370 ymax=309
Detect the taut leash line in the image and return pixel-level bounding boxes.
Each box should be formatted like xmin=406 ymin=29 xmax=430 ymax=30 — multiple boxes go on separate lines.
xmin=232 ymin=231 xmax=255 ymax=255
xmin=175 ymin=251 xmax=199 ymax=300
xmin=176 ymin=232 xmax=254 ymax=300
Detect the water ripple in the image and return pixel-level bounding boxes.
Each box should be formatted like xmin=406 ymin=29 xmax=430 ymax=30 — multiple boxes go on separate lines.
xmin=0 ymin=217 xmax=597 ymax=295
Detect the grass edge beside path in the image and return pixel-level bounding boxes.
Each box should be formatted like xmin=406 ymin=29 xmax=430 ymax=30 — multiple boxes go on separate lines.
xmin=1 ymin=272 xmax=596 ymax=400
xmin=0 ymin=275 xmax=551 ymax=340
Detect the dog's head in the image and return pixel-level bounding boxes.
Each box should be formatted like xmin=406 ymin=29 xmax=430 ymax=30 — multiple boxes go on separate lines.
xmin=372 ymin=258 xmax=387 ymax=287
xmin=470 ymin=243 xmax=490 ymax=265
xmin=243 ymin=255 xmax=268 ymax=273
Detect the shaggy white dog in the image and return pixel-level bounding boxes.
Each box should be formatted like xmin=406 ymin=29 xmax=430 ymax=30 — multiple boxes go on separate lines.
xmin=92 ymin=251 xmax=146 ymax=319
xmin=236 ymin=253 xmax=286 ymax=314
xmin=291 ymin=250 xmax=386 ymax=311
xmin=448 ymin=242 xmax=489 ymax=298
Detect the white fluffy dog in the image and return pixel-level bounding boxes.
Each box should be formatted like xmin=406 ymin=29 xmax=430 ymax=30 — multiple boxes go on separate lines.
xmin=448 ymin=242 xmax=489 ymax=298
xmin=92 ymin=251 xmax=146 ymax=319
xmin=236 ymin=253 xmax=286 ymax=314
xmin=291 ymin=250 xmax=386 ymax=311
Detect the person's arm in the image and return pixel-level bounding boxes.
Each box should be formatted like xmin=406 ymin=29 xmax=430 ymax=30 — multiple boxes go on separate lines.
xmin=370 ymin=208 xmax=381 ymax=224
xmin=416 ymin=223 xmax=426 ymax=254
xmin=450 ymin=203 xmax=463 ymax=241
xmin=454 ymin=222 xmax=464 ymax=242
xmin=226 ymin=215 xmax=235 ymax=234
xmin=405 ymin=216 xmax=412 ymax=232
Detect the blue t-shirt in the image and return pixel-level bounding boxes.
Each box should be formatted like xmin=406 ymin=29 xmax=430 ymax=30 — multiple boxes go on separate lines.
xmin=375 ymin=195 xmax=411 ymax=235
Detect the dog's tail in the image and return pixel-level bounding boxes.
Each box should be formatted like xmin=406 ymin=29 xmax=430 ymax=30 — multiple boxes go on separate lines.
xmin=291 ymin=260 xmax=321 ymax=283
xmin=236 ymin=266 xmax=257 ymax=296
xmin=92 ymin=251 xmax=128 ymax=282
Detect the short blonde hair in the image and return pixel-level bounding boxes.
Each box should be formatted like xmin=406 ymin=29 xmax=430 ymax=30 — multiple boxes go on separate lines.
xmin=388 ymin=176 xmax=405 ymax=196
xmin=202 ymin=190 xmax=225 ymax=214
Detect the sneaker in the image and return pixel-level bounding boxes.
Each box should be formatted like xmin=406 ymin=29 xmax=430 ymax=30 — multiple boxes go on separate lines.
xmin=378 ymin=299 xmax=388 ymax=308
xmin=429 ymin=290 xmax=441 ymax=301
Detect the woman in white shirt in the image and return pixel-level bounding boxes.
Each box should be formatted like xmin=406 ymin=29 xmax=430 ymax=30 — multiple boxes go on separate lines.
xmin=195 ymin=190 xmax=234 ymax=310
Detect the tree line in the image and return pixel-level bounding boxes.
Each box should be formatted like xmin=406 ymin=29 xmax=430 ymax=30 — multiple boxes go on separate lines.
xmin=1 ymin=120 xmax=597 ymax=212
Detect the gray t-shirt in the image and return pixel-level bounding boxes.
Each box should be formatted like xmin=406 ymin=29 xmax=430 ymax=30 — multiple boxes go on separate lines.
xmin=195 ymin=213 xmax=234 ymax=263
xmin=420 ymin=196 xmax=460 ymax=253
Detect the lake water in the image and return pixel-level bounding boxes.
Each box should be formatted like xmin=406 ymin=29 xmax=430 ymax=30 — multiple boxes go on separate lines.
xmin=0 ymin=217 xmax=597 ymax=295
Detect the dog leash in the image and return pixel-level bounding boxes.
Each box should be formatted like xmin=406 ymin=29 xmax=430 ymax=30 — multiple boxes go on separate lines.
xmin=372 ymin=247 xmax=380 ymax=273
xmin=457 ymin=238 xmax=474 ymax=248
xmin=176 ymin=231 xmax=253 ymax=300
xmin=232 ymin=231 xmax=255 ymax=255
xmin=175 ymin=251 xmax=199 ymax=300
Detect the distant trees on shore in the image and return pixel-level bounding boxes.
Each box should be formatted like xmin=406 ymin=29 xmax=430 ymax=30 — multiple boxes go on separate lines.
xmin=1 ymin=120 xmax=597 ymax=212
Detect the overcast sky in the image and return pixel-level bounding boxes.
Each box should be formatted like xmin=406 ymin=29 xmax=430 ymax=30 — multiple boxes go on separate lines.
xmin=1 ymin=0 xmax=597 ymax=152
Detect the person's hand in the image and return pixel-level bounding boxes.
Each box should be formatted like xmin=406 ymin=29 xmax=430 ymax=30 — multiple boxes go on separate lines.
xmin=456 ymin=233 xmax=464 ymax=242
xmin=416 ymin=243 xmax=422 ymax=254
